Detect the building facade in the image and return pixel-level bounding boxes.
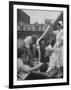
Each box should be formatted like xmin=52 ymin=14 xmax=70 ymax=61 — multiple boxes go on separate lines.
xmin=17 ymin=9 xmax=30 ymax=24
xmin=17 ymin=9 xmax=53 ymax=31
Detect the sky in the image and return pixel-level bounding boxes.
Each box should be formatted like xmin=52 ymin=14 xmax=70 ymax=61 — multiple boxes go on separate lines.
xmin=23 ymin=9 xmax=61 ymax=24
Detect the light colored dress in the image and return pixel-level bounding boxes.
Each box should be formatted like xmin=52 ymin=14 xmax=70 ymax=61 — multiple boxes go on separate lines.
xmin=46 ymin=30 xmax=63 ymax=72
xmin=54 ymin=29 xmax=63 ymax=67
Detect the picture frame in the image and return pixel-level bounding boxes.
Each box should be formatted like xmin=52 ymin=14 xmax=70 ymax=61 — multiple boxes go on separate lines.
xmin=9 ymin=1 xmax=69 ymax=88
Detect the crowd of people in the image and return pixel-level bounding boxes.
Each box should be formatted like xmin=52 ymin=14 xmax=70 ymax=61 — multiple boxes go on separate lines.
xmin=17 ymin=20 xmax=63 ymax=80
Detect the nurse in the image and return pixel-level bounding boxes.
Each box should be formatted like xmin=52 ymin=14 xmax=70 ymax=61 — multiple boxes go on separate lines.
xmin=46 ymin=21 xmax=63 ymax=75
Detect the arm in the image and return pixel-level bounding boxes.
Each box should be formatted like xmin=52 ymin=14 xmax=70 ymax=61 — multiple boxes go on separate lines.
xmin=52 ymin=30 xmax=59 ymax=35
xmin=36 ymin=25 xmax=51 ymax=44
xmin=45 ymin=45 xmax=54 ymax=56
xmin=20 ymin=63 xmax=42 ymax=73
xmin=37 ymin=46 xmax=41 ymax=62
xmin=27 ymin=48 xmax=33 ymax=59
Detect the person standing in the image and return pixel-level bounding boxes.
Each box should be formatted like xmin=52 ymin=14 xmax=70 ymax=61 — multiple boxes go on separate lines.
xmin=46 ymin=21 xmax=63 ymax=76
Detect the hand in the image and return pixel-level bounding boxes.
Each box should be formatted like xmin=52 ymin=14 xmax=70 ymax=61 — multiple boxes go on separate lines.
xmin=35 ymin=63 xmax=42 ymax=68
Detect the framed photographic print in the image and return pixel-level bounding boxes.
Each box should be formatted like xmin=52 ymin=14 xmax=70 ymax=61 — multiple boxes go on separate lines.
xmin=9 ymin=1 xmax=69 ymax=88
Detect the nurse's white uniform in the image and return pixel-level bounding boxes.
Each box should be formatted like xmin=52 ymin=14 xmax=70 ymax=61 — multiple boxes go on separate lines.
xmin=46 ymin=29 xmax=63 ymax=72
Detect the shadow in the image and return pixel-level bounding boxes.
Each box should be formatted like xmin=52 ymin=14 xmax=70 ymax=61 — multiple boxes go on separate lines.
xmin=4 ymin=85 xmax=9 ymax=88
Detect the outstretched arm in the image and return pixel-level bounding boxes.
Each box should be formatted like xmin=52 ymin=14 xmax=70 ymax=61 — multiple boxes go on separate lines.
xmin=37 ymin=46 xmax=41 ymax=62
xmin=36 ymin=25 xmax=51 ymax=45
xmin=20 ymin=63 xmax=42 ymax=73
xmin=37 ymin=12 xmax=63 ymax=45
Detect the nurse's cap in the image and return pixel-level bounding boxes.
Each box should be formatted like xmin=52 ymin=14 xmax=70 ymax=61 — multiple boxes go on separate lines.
xmin=58 ymin=21 xmax=63 ymax=27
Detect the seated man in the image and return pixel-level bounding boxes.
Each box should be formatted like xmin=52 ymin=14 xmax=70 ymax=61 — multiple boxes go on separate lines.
xmin=17 ymin=49 xmax=42 ymax=80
